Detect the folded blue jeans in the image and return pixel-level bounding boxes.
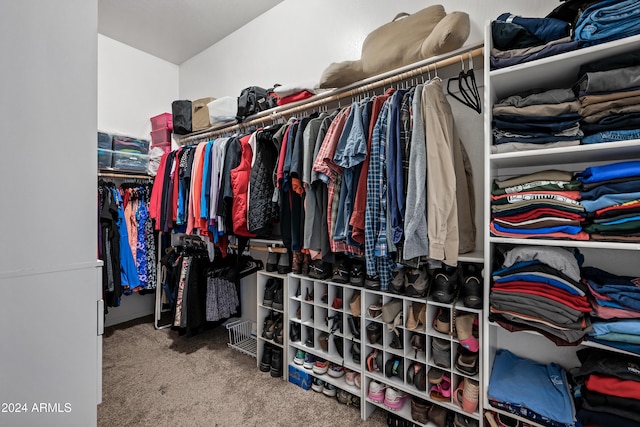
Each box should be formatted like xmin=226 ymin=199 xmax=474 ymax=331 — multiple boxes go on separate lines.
xmin=582 ymin=128 xmax=640 ymax=144
xmin=575 ymin=0 xmax=640 ymax=43
xmin=497 ymin=13 xmax=569 ymax=43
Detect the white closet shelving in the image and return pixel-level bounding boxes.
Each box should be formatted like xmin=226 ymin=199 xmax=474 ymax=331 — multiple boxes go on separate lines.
xmin=256 ymin=270 xmax=289 ymax=379
xmin=483 ymin=25 xmax=640 ymax=426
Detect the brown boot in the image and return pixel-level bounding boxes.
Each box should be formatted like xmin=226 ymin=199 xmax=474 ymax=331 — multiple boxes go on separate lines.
xmin=292 ymin=251 xmax=304 ymax=275
xmin=406 ymin=304 xmax=418 ymax=330
xmin=301 ymin=253 xmax=310 ymax=276
xmin=456 ymin=312 xmax=479 ymax=352
xmin=417 ymin=303 xmax=427 ymax=331
xmin=410 ymin=396 xmax=431 ymax=424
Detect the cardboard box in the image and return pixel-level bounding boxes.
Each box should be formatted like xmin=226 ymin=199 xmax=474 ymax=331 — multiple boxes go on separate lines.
xmin=288 ymin=364 xmax=311 ymax=390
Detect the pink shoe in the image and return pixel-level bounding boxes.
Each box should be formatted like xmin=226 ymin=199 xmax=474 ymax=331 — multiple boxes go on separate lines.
xmin=368 ymin=380 xmax=386 ymax=403
xmin=383 ymin=387 xmax=407 ymax=411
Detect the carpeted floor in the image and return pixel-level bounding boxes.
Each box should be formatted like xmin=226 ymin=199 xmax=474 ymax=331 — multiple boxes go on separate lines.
xmin=98 ymin=316 xmax=388 ymax=427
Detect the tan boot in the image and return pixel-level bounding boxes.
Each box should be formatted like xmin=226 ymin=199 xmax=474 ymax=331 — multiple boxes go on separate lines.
xmin=456 ymin=313 xmax=479 ymax=352
xmin=406 ymin=304 xmax=418 ymax=330
xmin=417 ymin=303 xmax=427 ymax=331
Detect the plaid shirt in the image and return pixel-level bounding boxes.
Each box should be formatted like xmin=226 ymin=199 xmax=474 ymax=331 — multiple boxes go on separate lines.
xmin=313 ymin=107 xmax=363 ymax=255
xmin=365 ymin=100 xmax=394 ymax=289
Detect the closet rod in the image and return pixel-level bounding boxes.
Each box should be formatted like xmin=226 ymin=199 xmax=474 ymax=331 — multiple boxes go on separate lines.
xmin=98 ymin=171 xmax=153 ymax=180
xmin=177 ymin=43 xmax=484 ymax=144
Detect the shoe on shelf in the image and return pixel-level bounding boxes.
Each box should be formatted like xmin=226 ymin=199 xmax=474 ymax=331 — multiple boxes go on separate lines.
xmin=453 ymin=379 xmax=479 ymax=414
xmin=259 ymin=343 xmax=273 ymax=372
xmin=308 ymin=260 xmax=331 ymax=280
xmin=461 ymin=264 xmax=483 ymax=309
xmin=367 ymin=380 xmax=386 ymax=403
xmin=332 ymin=258 xmax=351 ymax=283
xmin=354 ymin=373 xmax=361 ymax=389
xmin=433 ymin=307 xmax=451 ymax=335
xmin=333 ymin=335 xmax=344 ymax=358
xmin=303 ymin=352 xmax=316 ymax=370
xmin=301 ymin=252 xmax=310 ymax=276
xmin=332 ymin=287 xmax=343 ymax=310
xmin=410 ymin=396 xmax=431 ymax=424
xmin=431 ymin=266 xmax=460 ymax=304
xmin=295 ymin=282 xmax=301 ymax=298
xmin=311 ymin=377 xmax=324 ymax=393
xmin=348 ymin=315 xmax=361 ymax=340
xmin=313 ymin=358 xmax=329 ymax=375
xmin=270 ymin=347 xmax=283 ymax=378
xmin=348 ymin=394 xmax=361 ymax=408
xmin=345 ymin=370 xmax=356 ymax=386
xmin=351 ymin=340 xmax=361 ymax=364
xmin=350 ymin=260 xmax=365 ymax=286
xmin=328 ymin=363 xmax=345 ymax=378
xmin=428 ymin=405 xmax=449 ymax=427
xmin=349 ymin=292 xmax=361 ymax=317
xmin=336 ymin=388 xmax=350 ymax=404
xmin=292 ymin=250 xmax=304 ymax=275
xmin=272 ymin=280 xmax=284 ymax=310
xmin=289 ymin=322 xmax=301 ymax=343
xmin=266 ymin=252 xmax=278 ymax=272
xmin=318 ymin=332 xmax=330 ymax=352
xmin=364 ymin=274 xmax=380 ymax=290
xmin=322 ymin=383 xmax=337 ymax=397
xmin=273 ymin=320 xmax=284 ymax=345
xmin=432 ymin=337 xmax=452 ymax=369
xmin=454 ymin=412 xmax=479 ymax=427
xmin=366 ymin=322 xmax=382 ymax=345
xmin=389 ymin=267 xmax=405 ymax=294
xmin=262 ymin=279 xmax=276 ymax=307
xmin=277 ymin=252 xmax=291 ymax=274
xmin=455 ymin=346 xmax=479 ymax=376
xmin=366 ymin=348 xmax=383 ymax=373
xmin=305 ymin=329 xmax=314 ymax=348
xmin=293 ymin=349 xmax=305 ymax=365
xmin=383 ymin=387 xmax=408 ymax=411
xmin=410 ymin=333 xmax=426 ymax=359
xmin=405 ymin=266 xmax=429 ymax=297
xmin=455 ymin=312 xmax=479 ymax=353
xmin=384 ymin=357 xmax=404 ymax=380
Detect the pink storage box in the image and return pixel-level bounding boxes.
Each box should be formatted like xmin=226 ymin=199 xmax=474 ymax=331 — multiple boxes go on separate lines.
xmin=152 ymin=141 xmax=172 ymax=153
xmin=150 ymin=127 xmax=172 ymax=144
xmin=150 ymin=113 xmax=173 ymax=130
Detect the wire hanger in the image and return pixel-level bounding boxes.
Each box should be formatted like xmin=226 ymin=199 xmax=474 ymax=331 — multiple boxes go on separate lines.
xmin=446 ymin=53 xmax=481 ymax=114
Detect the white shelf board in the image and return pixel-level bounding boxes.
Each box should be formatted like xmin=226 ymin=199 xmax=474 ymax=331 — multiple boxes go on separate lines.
xmin=489 ymin=33 xmax=640 ymax=99
xmin=490 ymin=139 xmax=640 ymax=169
xmin=489 ymin=236 xmax=640 ymax=251
xmin=458 ymin=250 xmax=484 ymax=263
xmin=487 ymin=406 xmax=547 ymax=427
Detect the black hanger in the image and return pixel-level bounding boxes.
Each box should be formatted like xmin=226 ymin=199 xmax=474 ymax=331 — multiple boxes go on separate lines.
xmin=446 ymin=53 xmax=481 ymax=114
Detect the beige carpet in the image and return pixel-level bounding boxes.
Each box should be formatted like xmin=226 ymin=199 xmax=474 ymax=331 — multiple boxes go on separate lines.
xmin=98 ymin=316 xmax=387 ymax=427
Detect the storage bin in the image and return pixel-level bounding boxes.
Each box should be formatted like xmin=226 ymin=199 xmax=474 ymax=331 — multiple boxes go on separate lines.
xmin=112 ymin=151 xmax=149 ymax=172
xmin=152 ymin=141 xmax=172 ymax=153
xmin=98 ymin=131 xmax=112 ymax=150
xmin=113 ymin=135 xmax=149 ymax=154
xmin=98 ymin=149 xmax=112 ymax=168
xmin=150 ymin=112 xmax=172 ymax=130
xmin=150 ymin=127 xmax=172 ymax=145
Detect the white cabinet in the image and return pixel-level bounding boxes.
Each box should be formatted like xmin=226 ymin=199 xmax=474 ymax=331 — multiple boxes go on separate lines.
xmin=256 ymin=271 xmax=288 ymax=379
xmin=483 ymin=26 xmax=640 ymax=426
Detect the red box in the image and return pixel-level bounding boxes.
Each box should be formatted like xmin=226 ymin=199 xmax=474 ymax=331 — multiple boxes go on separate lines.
xmin=152 ymin=141 xmax=172 ymax=153
xmin=150 ymin=127 xmax=172 ymax=144
xmin=150 ymin=113 xmax=172 ymax=130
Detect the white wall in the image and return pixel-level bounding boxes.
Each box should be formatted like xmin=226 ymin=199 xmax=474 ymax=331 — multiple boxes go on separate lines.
xmin=98 ymin=35 xmax=179 ymax=326
xmin=179 ymin=0 xmax=560 ymax=100
xmin=0 ymin=1 xmax=100 ymax=425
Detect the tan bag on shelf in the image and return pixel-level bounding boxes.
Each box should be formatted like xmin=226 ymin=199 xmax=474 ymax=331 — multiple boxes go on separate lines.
xmin=191 ymin=97 xmax=215 ymax=131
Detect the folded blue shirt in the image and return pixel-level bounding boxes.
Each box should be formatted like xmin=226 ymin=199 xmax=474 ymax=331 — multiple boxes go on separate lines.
xmin=576 ymin=160 xmax=640 ymax=184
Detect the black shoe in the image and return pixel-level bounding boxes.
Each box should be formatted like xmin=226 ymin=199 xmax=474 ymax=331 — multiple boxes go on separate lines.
xmin=266 ymin=252 xmax=278 ymax=272
xmin=262 ymin=279 xmax=276 ymax=307
xmin=270 ymin=347 xmax=283 ymax=377
xmin=348 ymin=315 xmax=360 ymax=340
xmin=364 ymin=274 xmax=380 ymax=290
xmin=332 ymin=258 xmax=350 ymax=284
xmin=389 ymin=268 xmax=405 ymax=294
xmin=260 ymin=343 xmax=273 ymax=372
xmin=272 ymin=280 xmax=284 ymax=310
xmin=350 ymin=261 xmax=365 ymax=286
xmin=431 ymin=266 xmax=460 ymax=304
xmin=334 ymin=335 xmax=344 ymax=358
xmin=308 ymin=260 xmax=331 ymax=280
xmin=461 ymin=265 xmax=483 ymax=309
xmin=289 ymin=322 xmax=301 ymax=342
xmin=277 ymin=252 xmax=291 ymax=274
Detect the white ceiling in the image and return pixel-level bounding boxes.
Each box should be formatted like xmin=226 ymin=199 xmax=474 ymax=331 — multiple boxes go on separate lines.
xmin=98 ymin=0 xmax=284 ymax=65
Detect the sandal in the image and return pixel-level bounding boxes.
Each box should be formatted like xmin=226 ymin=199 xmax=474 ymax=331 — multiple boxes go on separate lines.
xmin=429 ymin=373 xmax=451 ymax=401
xmin=453 ymin=379 xmax=479 ymax=414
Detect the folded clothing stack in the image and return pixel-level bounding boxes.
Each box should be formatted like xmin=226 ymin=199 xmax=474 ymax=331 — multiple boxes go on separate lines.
xmin=488 ymin=349 xmax=576 ymax=427
xmin=574 ymin=348 xmax=640 ymax=427
xmin=577 ymin=52 xmax=640 ymax=144
xmin=583 ymin=266 xmax=640 ymax=322
xmin=490 ymin=170 xmax=588 ymax=240
xmin=490 ymin=13 xmax=576 ymax=70
xmin=573 ymin=0 xmax=640 ymax=47
xmin=491 ymin=88 xmax=582 ymax=154
xmin=490 ymin=245 xmax=592 ymax=346
xmin=576 ymin=160 xmax=640 ymax=242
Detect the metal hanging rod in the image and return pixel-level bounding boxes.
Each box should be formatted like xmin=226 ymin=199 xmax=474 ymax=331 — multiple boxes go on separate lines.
xmin=98 ymin=170 xmax=153 ymax=181
xmin=176 ymin=43 xmax=483 ymax=144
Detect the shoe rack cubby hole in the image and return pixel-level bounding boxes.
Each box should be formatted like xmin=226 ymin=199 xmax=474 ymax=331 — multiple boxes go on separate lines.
xmin=327 ymin=284 xmax=343 ymax=310
xmin=300 ymin=301 xmax=313 ymax=327
xmin=314 ymin=305 xmax=329 ymax=331
xmin=314 ymin=281 xmax=328 ymax=307
xmin=299 ymin=277 xmax=314 ymax=303
xmin=302 ymin=325 xmax=314 ymax=350
xmin=452 ymin=342 xmax=479 ymax=382
xmin=405 ymin=329 xmax=427 ymax=364
xmin=428 ymin=335 xmax=452 ymax=371
xmin=382 ymin=351 xmax=404 ymax=389
xmin=383 ymin=327 xmax=403 ymax=358
xmin=427 ymin=303 xmax=452 ymax=339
